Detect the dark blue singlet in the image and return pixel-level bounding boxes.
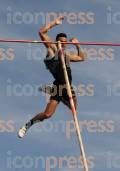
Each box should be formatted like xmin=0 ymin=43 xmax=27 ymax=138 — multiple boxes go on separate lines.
xmin=44 ymin=50 xmax=72 ymax=85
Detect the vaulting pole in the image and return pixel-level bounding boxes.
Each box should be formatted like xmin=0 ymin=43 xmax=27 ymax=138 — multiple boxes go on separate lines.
xmin=57 ymin=41 xmax=89 ymax=171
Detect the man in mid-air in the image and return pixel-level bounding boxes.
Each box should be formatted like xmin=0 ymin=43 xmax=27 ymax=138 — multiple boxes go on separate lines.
xmin=18 ymin=16 xmax=86 ymax=138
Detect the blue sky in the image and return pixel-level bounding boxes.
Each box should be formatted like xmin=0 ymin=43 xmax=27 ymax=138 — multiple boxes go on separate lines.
xmin=0 ymin=0 xmax=120 ymax=171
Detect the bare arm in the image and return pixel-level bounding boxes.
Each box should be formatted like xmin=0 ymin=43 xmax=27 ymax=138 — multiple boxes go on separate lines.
xmin=67 ymin=38 xmax=87 ymax=62
xmin=39 ymin=16 xmax=64 ymax=55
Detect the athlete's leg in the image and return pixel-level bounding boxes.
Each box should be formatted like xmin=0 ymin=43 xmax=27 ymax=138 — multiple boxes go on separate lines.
xmin=30 ymin=99 xmax=59 ymax=122
xmin=62 ymin=95 xmax=78 ymax=111
xmin=18 ymin=99 xmax=59 ymax=138
xmin=61 ymin=85 xmax=77 ymax=111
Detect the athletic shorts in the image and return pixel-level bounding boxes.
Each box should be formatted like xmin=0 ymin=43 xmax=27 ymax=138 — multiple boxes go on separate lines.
xmin=50 ymin=83 xmax=76 ymax=108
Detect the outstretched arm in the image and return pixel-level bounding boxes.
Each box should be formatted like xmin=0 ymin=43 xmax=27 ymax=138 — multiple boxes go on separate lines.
xmin=67 ymin=38 xmax=87 ymax=62
xmin=39 ymin=16 xmax=64 ymax=53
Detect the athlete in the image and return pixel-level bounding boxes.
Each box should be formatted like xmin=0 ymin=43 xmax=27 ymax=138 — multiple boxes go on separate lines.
xmin=18 ymin=16 xmax=86 ymax=138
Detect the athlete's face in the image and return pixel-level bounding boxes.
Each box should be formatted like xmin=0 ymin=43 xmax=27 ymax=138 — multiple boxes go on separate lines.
xmin=58 ymin=37 xmax=67 ymax=48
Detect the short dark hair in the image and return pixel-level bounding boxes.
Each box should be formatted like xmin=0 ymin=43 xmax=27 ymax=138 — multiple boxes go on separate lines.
xmin=56 ymin=33 xmax=67 ymax=41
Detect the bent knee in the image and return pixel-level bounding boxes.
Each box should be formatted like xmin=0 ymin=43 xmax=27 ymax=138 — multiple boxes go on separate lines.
xmin=44 ymin=111 xmax=54 ymax=119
